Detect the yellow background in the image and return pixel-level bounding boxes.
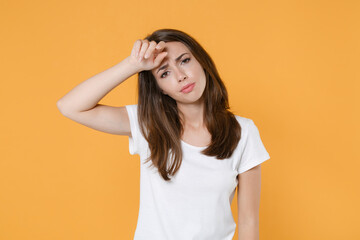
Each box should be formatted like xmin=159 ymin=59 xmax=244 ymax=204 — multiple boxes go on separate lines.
xmin=1 ymin=0 xmax=359 ymax=239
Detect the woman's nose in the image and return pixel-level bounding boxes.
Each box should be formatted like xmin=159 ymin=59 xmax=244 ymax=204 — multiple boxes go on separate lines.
xmin=175 ymin=68 xmax=187 ymax=82
xmin=179 ymin=75 xmax=187 ymax=82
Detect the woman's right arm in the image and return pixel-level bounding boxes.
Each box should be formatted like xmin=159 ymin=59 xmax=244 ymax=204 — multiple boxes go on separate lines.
xmin=56 ymin=39 xmax=167 ymax=136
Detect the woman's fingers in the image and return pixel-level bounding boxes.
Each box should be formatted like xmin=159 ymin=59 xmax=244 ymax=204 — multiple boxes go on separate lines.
xmin=131 ymin=39 xmax=142 ymax=58
xmin=151 ymin=41 xmax=167 ymax=59
xmin=156 ymin=41 xmax=166 ymax=50
xmin=137 ymin=39 xmax=149 ymax=61
xmin=153 ymin=51 xmax=168 ymax=67
xmin=144 ymin=41 xmax=157 ymax=59
xmin=144 ymin=40 xmax=166 ymax=59
xmin=132 ymin=40 xmax=166 ymax=60
xmin=129 ymin=39 xmax=168 ymax=70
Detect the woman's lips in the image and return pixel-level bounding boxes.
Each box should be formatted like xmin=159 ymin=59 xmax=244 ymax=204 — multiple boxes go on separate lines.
xmin=181 ymin=83 xmax=195 ymax=93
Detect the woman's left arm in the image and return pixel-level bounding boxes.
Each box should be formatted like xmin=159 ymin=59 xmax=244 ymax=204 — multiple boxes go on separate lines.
xmin=237 ymin=164 xmax=262 ymax=240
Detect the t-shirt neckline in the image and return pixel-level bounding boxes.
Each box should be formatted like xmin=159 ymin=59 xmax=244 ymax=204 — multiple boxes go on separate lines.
xmin=181 ymin=139 xmax=208 ymax=150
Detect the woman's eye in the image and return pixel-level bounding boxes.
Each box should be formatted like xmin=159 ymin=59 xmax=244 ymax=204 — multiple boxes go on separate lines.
xmin=182 ymin=58 xmax=190 ymax=64
xmin=160 ymin=71 xmax=169 ymax=78
xmin=160 ymin=58 xmax=190 ymax=78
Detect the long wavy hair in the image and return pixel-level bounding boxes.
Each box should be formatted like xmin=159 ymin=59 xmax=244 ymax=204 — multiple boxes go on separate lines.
xmin=136 ymin=28 xmax=241 ymax=181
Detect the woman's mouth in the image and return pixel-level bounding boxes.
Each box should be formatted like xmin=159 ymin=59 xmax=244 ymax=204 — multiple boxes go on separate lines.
xmin=181 ymin=83 xmax=195 ymax=93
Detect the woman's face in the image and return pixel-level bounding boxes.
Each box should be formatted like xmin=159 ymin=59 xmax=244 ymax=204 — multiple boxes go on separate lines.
xmin=151 ymin=41 xmax=206 ymax=105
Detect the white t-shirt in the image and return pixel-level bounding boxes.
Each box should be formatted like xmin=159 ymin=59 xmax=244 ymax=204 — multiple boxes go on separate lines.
xmin=125 ymin=104 xmax=270 ymax=240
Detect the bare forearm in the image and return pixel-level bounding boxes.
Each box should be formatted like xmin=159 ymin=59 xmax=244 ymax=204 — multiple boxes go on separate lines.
xmin=57 ymin=56 xmax=139 ymax=113
xmin=238 ymin=222 xmax=259 ymax=240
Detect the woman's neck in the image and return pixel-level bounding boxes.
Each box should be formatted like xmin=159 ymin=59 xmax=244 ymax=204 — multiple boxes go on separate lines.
xmin=177 ymin=101 xmax=205 ymax=129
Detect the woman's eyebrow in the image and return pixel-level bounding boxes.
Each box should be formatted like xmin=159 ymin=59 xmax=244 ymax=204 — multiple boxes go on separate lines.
xmin=156 ymin=52 xmax=189 ymax=74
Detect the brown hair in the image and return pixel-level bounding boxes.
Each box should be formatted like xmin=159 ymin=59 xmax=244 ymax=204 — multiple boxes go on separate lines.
xmin=136 ymin=28 xmax=241 ymax=181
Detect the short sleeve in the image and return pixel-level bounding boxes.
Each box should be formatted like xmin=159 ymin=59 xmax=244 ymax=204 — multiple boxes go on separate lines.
xmin=125 ymin=104 xmax=141 ymax=155
xmin=237 ymin=119 xmax=270 ymax=174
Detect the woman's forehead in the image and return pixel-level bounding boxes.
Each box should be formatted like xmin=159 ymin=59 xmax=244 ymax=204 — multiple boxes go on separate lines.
xmin=162 ymin=41 xmax=188 ymax=53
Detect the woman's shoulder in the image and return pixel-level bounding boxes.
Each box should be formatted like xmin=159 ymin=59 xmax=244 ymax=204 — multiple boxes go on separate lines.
xmin=125 ymin=104 xmax=138 ymax=109
xmin=233 ymin=114 xmax=253 ymax=127
xmin=125 ymin=104 xmax=138 ymax=116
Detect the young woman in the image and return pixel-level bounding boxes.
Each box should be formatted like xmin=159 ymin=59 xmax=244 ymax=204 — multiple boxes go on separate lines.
xmin=57 ymin=28 xmax=270 ymax=240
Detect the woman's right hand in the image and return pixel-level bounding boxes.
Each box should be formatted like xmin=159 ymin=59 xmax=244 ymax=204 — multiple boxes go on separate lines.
xmin=128 ymin=39 xmax=168 ymax=72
